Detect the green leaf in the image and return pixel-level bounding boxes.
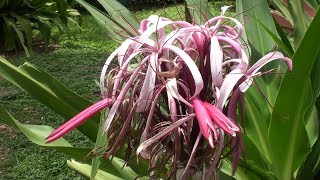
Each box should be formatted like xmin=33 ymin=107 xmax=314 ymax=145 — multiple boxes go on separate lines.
xmin=273 ymin=18 xmax=295 ymax=56
xmin=36 ymin=21 xmax=51 ymax=49
xmin=91 ymin=109 xmax=109 ymax=179
xmin=12 ymin=13 xmax=33 ymax=52
xmin=0 ymin=57 xmax=148 ymax=178
xmin=236 ymin=0 xmax=277 ymax=60
xmin=3 ymin=17 xmax=30 ymax=57
xmin=0 ymin=57 xmax=99 ymax=141
xmin=268 ymin=8 xmax=320 ymax=180
xmin=296 ymin=106 xmax=320 ymax=179
xmin=110 ymin=156 xmax=148 ymax=180
xmin=269 ymin=0 xmax=293 ymax=25
xmin=185 ymin=0 xmax=213 ymax=24
xmin=235 ymin=0 xmax=251 ymax=56
xmin=97 ymin=0 xmax=139 ymax=36
xmin=310 ymin=45 xmax=320 ymax=104
xmin=2 ymin=18 xmax=16 ymax=51
xmin=242 ymin=133 xmax=269 ymax=169
xmin=220 ymin=159 xmax=262 ymax=180
xmin=0 ymin=104 xmax=89 ymax=160
xmin=56 ymin=0 xmax=68 ymax=16
xmin=0 ymin=0 xmax=7 ymax=8
xmin=253 ymin=16 xmax=294 ymax=57
xmin=56 ymin=0 xmax=68 ymax=24
xmin=288 ymin=0 xmax=312 ymax=48
xmin=0 ymin=104 xmax=122 ymax=176
xmin=305 ymin=0 xmax=320 ymax=11
xmin=75 ymin=0 xmax=125 ymax=41
xmin=312 ymin=98 xmax=320 ymax=175
xmin=305 ymin=107 xmax=319 ymax=147
xmin=67 ymin=160 xmax=124 ymax=180
xmin=243 ymin=87 xmax=272 ymax=164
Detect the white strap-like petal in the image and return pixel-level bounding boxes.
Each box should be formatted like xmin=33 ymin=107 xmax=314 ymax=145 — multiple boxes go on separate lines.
xmin=221 ymin=6 xmax=231 ymax=15
xmin=239 ymin=78 xmax=253 ymax=92
xmin=100 ymin=39 xmax=136 ymax=97
xmin=247 ymin=51 xmax=292 ymax=76
xmin=210 ymin=36 xmax=223 ymax=88
xmin=216 ymin=68 xmax=243 ymax=110
xmin=136 ymin=53 xmax=158 ymax=112
xmin=164 ymin=45 xmax=204 ymax=99
xmin=166 ymin=78 xmax=193 ymax=107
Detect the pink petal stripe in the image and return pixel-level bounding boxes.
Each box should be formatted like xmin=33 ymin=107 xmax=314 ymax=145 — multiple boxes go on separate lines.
xmin=112 ymin=51 xmax=143 ymax=98
xmin=205 ymin=16 xmax=243 ymax=38
xmin=46 ymin=98 xmax=113 ymax=143
xmin=208 ymin=132 xmax=215 ymax=148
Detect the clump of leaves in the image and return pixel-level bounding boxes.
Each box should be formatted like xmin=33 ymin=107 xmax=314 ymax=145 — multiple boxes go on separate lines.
xmin=0 ymin=0 xmax=80 ymax=56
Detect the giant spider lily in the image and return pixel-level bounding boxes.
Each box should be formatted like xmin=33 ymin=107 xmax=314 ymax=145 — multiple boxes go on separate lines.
xmin=46 ymin=7 xmax=292 ymax=178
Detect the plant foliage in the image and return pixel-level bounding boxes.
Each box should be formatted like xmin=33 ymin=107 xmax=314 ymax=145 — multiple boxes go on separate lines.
xmin=0 ymin=0 xmax=80 ymax=56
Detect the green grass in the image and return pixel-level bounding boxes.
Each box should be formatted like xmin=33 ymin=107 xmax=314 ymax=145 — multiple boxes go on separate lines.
xmin=0 ymin=3 xmax=234 ymax=179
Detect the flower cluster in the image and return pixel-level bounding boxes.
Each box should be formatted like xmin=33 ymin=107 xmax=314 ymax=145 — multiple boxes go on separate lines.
xmin=46 ymin=7 xmax=292 ymax=178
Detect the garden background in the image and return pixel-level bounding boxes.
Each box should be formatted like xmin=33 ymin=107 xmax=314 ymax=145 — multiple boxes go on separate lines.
xmin=1 ymin=0 xmax=320 ymax=179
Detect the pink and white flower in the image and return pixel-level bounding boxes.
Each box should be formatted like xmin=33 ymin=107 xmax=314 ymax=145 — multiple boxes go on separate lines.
xmin=46 ymin=6 xmax=292 ymax=178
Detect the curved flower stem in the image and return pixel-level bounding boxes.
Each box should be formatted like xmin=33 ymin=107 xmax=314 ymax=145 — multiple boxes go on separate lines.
xmin=140 ymin=86 xmax=166 ymax=158
xmin=182 ymin=132 xmax=202 ymax=179
xmin=103 ymin=102 xmax=138 ymax=159
xmin=137 ymin=115 xmax=195 ymax=155
xmin=104 ymin=58 xmax=149 ymax=131
xmin=205 ymin=130 xmax=225 ymax=180
xmin=168 ymin=93 xmax=180 ymax=178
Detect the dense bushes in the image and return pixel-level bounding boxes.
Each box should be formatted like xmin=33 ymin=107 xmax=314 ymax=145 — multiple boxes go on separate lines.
xmin=0 ymin=0 xmax=79 ymax=56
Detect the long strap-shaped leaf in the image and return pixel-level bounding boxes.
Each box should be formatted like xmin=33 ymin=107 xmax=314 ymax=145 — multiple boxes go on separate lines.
xmin=75 ymin=0 xmax=126 ymax=41
xmin=288 ymin=0 xmax=312 ymax=48
xmin=268 ymin=8 xmax=320 ymax=180
xmin=67 ymin=160 xmax=123 ymax=180
xmin=243 ymin=87 xmax=272 ymax=164
xmin=270 ymin=0 xmax=293 ymax=25
xmin=235 ymin=0 xmax=280 ymax=165
xmin=3 ymin=17 xmax=30 ymax=57
xmin=236 ymin=0 xmax=277 ymax=60
xmin=0 ymin=57 xmax=99 ymax=141
xmin=220 ymin=159 xmax=261 ymax=180
xmin=305 ymin=0 xmax=320 ymax=11
xmin=185 ymin=0 xmax=213 ymax=24
xmin=97 ymin=0 xmax=139 ymax=37
xmin=0 ymin=105 xmax=121 ymax=177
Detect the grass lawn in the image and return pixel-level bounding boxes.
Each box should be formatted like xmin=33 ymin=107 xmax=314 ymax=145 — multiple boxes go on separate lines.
xmin=0 ymin=2 xmax=234 ymax=179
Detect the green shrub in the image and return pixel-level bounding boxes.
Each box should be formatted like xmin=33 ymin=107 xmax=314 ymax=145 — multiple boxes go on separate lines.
xmin=0 ymin=0 xmax=80 ymax=57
